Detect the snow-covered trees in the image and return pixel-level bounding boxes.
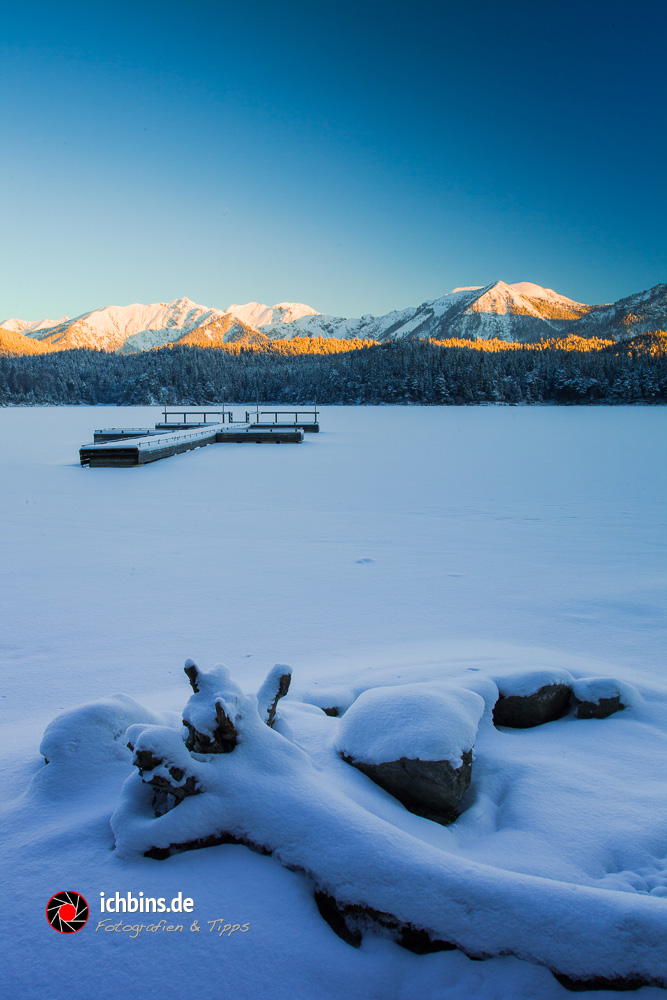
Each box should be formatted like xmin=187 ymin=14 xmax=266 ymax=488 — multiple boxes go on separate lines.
xmin=0 ymin=339 xmax=665 ymax=406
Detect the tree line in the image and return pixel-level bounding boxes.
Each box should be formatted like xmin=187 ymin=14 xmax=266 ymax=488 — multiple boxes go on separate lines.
xmin=0 ymin=339 xmax=665 ymax=406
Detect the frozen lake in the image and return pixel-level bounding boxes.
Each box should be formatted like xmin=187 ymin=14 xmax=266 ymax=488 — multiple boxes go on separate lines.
xmin=1 ymin=405 xmax=665 ymax=728
xmin=2 ymin=404 xmax=666 ymax=1000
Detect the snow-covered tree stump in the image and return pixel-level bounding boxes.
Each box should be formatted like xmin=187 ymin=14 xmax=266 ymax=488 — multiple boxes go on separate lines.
xmin=127 ymin=725 xmax=201 ymax=816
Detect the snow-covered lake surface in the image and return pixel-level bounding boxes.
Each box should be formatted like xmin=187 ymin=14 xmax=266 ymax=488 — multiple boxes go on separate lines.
xmin=1 ymin=405 xmax=666 ymax=999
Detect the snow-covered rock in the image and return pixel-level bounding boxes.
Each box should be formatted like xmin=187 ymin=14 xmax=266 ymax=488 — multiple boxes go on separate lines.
xmin=334 ymin=684 xmax=485 ymax=824
xmin=572 ymin=676 xmax=636 ymax=719
xmin=39 ymin=693 xmax=162 ymax=769
xmin=491 ymin=669 xmax=573 ymax=728
xmin=334 ymin=684 xmax=484 ymax=767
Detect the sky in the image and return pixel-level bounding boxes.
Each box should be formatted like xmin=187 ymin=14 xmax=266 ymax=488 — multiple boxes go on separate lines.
xmin=1 ymin=0 xmax=665 ymax=320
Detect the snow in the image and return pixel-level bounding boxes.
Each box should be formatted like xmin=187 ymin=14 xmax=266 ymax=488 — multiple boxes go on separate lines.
xmin=510 ymin=282 xmax=587 ymax=306
xmin=39 ymin=694 xmax=164 ymax=768
xmin=83 ymin=424 xmax=219 ymax=454
xmin=182 ymin=662 xmax=245 ymax=740
xmin=6 ymin=297 xmax=228 ymax=351
xmin=224 ymin=301 xmax=320 ymax=328
xmin=106 ymin=675 xmax=667 ymax=985
xmin=0 ymin=314 xmax=69 ymax=333
xmin=257 ymin=662 xmax=293 ymax=724
xmin=571 ymin=676 xmax=636 ymax=706
xmin=4 ymin=297 xmax=323 ymax=350
xmin=492 ymin=668 xmax=574 ymax=698
xmin=65 ymin=298 xmax=221 ymax=352
xmin=469 ymin=281 xmax=568 ymax=318
xmin=4 ymin=281 xmax=663 ymax=349
xmin=1 ymin=404 xmax=667 ymax=1000
xmin=335 ymin=683 xmax=486 ymax=765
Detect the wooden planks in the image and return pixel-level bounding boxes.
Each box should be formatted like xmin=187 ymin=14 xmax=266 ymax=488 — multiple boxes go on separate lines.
xmin=80 ymin=418 xmax=306 ymax=466
xmin=249 ymin=422 xmax=319 ymax=433
xmin=80 ymin=426 xmax=219 ymax=467
xmin=216 ymin=428 xmax=304 ymax=444
xmin=93 ymin=428 xmax=159 ymax=443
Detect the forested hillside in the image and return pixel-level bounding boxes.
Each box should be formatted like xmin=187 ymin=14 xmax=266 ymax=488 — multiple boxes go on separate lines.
xmin=1 ymin=337 xmax=665 ymax=406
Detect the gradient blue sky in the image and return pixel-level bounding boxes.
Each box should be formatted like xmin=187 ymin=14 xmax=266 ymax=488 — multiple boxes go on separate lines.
xmin=2 ymin=0 xmax=665 ymax=320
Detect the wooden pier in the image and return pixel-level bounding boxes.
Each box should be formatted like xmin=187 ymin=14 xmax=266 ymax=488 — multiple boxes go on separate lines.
xmin=216 ymin=428 xmax=304 ymax=444
xmin=80 ymin=407 xmax=314 ymax=467
xmin=81 ymin=426 xmax=220 ymax=467
xmin=154 ymin=409 xmax=236 ymax=431
xmin=93 ymin=428 xmax=159 ymax=443
xmin=246 ymin=409 xmax=320 ymax=432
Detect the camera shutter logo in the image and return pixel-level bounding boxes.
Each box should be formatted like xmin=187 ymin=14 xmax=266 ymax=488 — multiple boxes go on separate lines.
xmin=46 ymin=891 xmax=89 ymax=933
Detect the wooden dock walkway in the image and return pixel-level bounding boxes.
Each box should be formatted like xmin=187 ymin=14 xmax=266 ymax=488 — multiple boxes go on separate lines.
xmin=81 ymin=426 xmax=220 ymax=467
xmin=216 ymin=428 xmax=304 ymax=444
xmin=93 ymin=428 xmax=160 ymax=443
xmin=80 ymin=409 xmax=312 ymax=467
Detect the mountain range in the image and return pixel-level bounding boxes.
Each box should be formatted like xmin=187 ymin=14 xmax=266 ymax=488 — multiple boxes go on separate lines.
xmin=1 ymin=281 xmax=665 ymax=354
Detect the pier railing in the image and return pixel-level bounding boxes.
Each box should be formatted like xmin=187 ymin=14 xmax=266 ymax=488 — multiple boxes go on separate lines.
xmin=161 ymin=410 xmax=233 ymax=424
xmin=89 ymin=426 xmax=219 ymax=452
xmin=246 ymin=409 xmax=320 ymax=423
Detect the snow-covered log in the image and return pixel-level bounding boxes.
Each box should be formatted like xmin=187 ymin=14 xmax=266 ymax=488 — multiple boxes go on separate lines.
xmin=182 ymin=660 xmax=242 ymax=753
xmin=111 ymin=665 xmax=666 ymax=991
xmin=126 ymin=723 xmax=201 ymax=815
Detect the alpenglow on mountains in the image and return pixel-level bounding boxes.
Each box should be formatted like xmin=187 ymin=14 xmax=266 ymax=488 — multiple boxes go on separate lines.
xmin=2 ymin=281 xmax=665 ymax=354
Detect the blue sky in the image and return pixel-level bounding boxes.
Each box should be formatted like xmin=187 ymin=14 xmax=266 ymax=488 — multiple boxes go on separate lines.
xmin=1 ymin=0 xmax=665 ymax=319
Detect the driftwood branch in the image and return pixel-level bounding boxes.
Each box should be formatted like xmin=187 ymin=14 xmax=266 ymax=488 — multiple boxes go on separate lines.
xmin=257 ymin=664 xmax=292 ymax=728
xmin=128 ymin=740 xmax=200 ymax=815
xmin=184 ymin=659 xmax=200 ymax=692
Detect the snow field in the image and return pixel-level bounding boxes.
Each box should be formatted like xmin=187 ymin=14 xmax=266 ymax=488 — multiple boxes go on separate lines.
xmin=1 ymin=404 xmax=666 ymax=999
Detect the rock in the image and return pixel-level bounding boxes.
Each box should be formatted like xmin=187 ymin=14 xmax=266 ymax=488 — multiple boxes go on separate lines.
xmin=571 ymin=678 xmax=628 ymax=719
xmin=493 ymin=683 xmax=571 ymax=728
xmin=575 ymin=695 xmax=625 ymax=719
xmin=335 ymin=683 xmax=484 ymax=824
xmin=341 ymin=750 xmax=473 ymax=825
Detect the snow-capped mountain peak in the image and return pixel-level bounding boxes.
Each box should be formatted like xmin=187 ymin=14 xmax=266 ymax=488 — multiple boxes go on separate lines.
xmin=454 ymin=280 xmax=591 ymax=326
xmin=224 ymin=301 xmax=320 ymax=328
xmin=2 ymin=283 xmax=665 ymax=354
xmin=0 ymin=315 xmax=70 ymax=334
xmin=509 ymin=282 xmax=587 ymax=307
